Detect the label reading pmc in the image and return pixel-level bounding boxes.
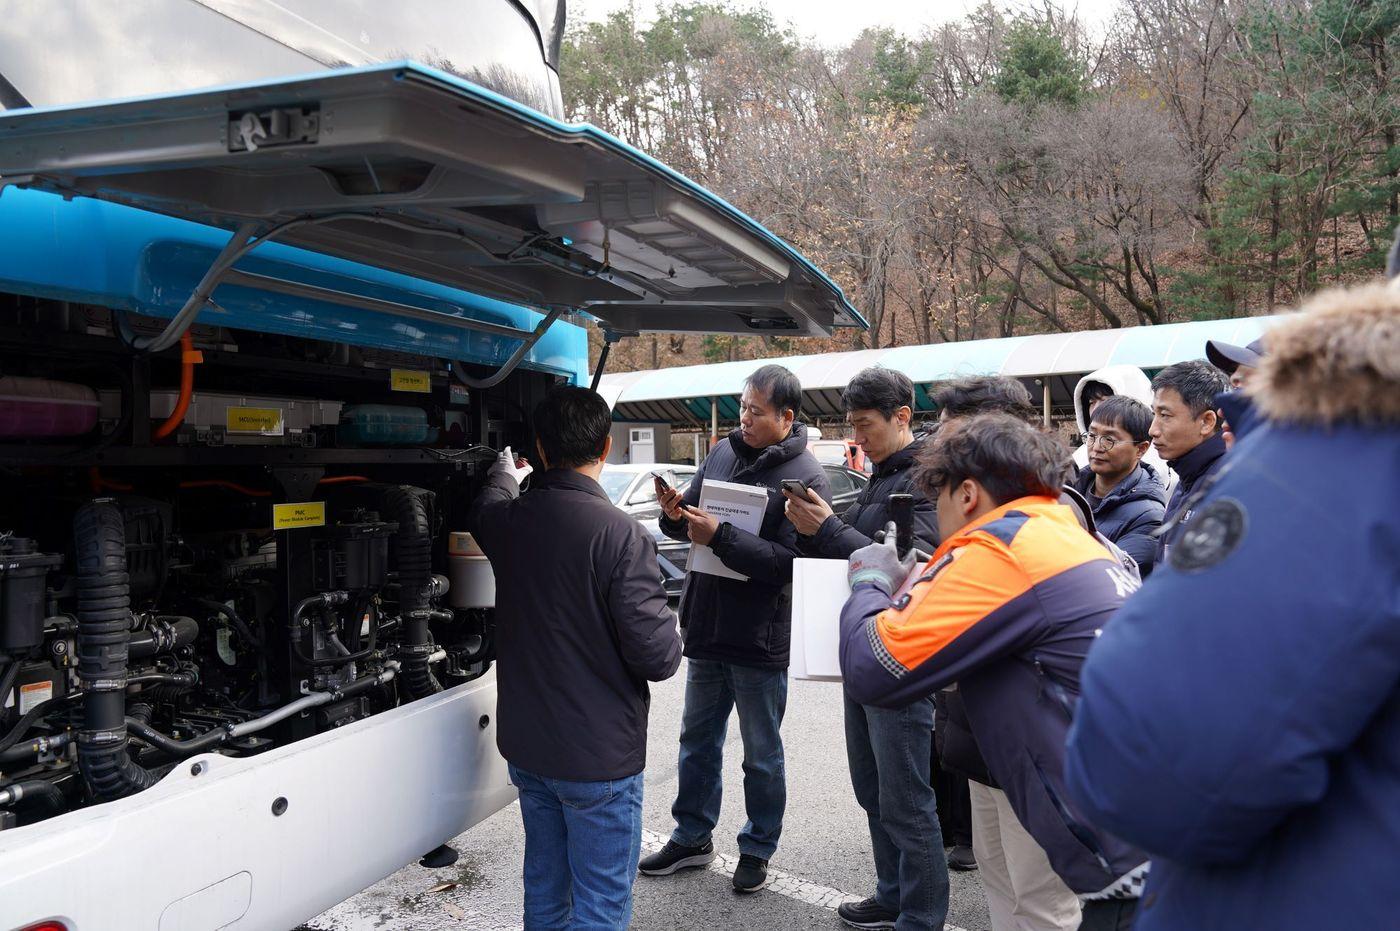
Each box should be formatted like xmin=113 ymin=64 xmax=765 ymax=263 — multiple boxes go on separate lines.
xmin=272 ymin=501 xmax=326 ymax=531
xmin=226 ymin=406 xmax=285 ymax=435
xmin=390 ymin=368 xmax=432 ymax=393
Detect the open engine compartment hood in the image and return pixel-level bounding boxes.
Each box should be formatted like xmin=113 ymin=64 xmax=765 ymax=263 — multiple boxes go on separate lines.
xmin=0 ymin=61 xmax=865 ymax=338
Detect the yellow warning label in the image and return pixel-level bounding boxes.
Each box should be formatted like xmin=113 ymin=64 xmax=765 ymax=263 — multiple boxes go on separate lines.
xmin=272 ymin=502 xmax=326 ymax=531
xmin=390 ymin=368 xmax=432 ymax=393
xmin=226 ymin=406 xmax=285 ymax=435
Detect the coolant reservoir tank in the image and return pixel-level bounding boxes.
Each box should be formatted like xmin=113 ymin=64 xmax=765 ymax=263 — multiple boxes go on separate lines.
xmin=447 ymin=532 xmax=495 ymax=609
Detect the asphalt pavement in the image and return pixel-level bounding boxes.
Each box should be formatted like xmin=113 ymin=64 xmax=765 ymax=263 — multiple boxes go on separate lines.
xmin=306 ymin=654 xmax=992 ymax=931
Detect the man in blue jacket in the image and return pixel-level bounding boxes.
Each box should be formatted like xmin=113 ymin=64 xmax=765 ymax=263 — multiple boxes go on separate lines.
xmin=1064 ymin=283 xmax=1400 ymax=930
xmin=640 ymin=364 xmax=830 ymax=894
xmin=1071 ymin=396 xmax=1167 ymax=575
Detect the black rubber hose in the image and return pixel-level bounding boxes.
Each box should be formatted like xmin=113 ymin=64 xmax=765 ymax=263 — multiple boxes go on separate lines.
xmin=0 ymin=694 xmax=80 ymax=755
xmin=192 ymin=598 xmax=263 ymax=649
xmin=0 ymin=730 xmax=73 ymax=765
xmin=382 ymin=486 xmax=441 ymax=698
xmin=125 ymin=717 xmax=227 ymax=758
xmin=128 ymin=616 xmax=199 ymax=660
xmin=74 ymin=499 xmax=156 ymax=800
xmin=0 ymin=659 xmax=19 ymax=716
xmin=0 ymin=779 xmax=64 ymax=810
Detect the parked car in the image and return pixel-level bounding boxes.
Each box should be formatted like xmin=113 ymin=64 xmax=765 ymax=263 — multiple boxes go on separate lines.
xmin=600 ymin=463 xmax=698 ymax=521
xmin=808 ymin=437 xmax=870 ymax=473
xmin=648 ymin=463 xmax=870 ymax=597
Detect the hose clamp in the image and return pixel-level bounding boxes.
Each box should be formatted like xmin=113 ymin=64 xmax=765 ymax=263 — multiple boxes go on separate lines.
xmin=81 ymin=676 xmax=128 ymax=692
xmin=398 ymin=643 xmax=437 ymax=656
xmin=77 ymin=728 xmax=127 ymax=747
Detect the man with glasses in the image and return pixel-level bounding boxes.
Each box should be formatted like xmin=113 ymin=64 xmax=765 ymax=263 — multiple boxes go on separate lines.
xmin=641 ymin=365 xmax=830 ymax=894
xmin=1071 ymin=396 xmax=1167 ymax=576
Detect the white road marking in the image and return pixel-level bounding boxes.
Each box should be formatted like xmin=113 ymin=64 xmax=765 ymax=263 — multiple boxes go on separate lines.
xmin=641 ymin=830 xmax=971 ymax=931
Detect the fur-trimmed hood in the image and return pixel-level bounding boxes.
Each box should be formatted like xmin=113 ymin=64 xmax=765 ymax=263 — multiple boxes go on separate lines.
xmin=1250 ymin=283 xmax=1400 ymax=426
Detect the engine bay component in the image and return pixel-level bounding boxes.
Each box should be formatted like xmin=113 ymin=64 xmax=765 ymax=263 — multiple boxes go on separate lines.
xmin=338 ymin=404 xmax=436 ymax=446
xmin=0 ymin=537 xmax=61 ymax=652
xmin=447 ymin=532 xmax=496 ymax=610
xmin=0 ymin=375 xmax=100 ymax=438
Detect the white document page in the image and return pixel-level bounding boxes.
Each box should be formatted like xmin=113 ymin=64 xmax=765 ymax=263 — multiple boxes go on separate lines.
xmin=791 ymin=556 xmax=934 ymax=682
xmin=688 ymin=479 xmax=771 ymax=581
xmin=791 ymin=558 xmax=850 ymax=681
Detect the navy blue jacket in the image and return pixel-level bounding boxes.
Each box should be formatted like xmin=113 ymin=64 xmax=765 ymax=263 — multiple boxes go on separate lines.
xmin=1072 ymin=463 xmax=1168 ymax=575
xmin=1065 ymin=287 xmax=1400 ymax=930
xmin=1155 ymin=432 xmax=1227 ymax=565
xmin=662 ymin=423 xmax=830 ymax=669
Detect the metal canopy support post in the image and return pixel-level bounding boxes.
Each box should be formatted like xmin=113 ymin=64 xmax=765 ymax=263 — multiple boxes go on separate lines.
xmin=710 ymin=397 xmax=719 ymax=449
xmin=1042 ymin=379 xmax=1051 ymax=428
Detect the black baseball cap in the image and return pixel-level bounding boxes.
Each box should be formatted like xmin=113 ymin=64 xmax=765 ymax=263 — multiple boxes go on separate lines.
xmin=1205 ymin=337 xmax=1264 ymax=375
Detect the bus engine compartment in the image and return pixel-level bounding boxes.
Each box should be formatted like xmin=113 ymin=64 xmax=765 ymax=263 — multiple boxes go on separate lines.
xmin=0 ymin=297 xmax=557 ymax=829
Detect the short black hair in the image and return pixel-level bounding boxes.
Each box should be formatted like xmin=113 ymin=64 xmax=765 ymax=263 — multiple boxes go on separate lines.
xmin=745 ymin=364 xmax=803 ymax=418
xmin=930 ymin=376 xmax=1037 ymax=423
xmin=842 ymin=367 xmax=914 ymax=418
xmin=916 ymin=413 xmax=1069 ymax=505
xmin=532 ymin=386 xmax=612 ymax=469
xmin=1152 ymin=361 xmax=1230 ymax=420
xmin=1083 ymin=381 xmax=1115 ymax=403
xmin=1090 ymin=395 xmax=1153 ymax=443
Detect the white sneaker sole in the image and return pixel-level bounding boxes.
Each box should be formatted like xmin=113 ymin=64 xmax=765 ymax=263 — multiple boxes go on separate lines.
xmin=638 ymin=851 xmax=716 ymax=876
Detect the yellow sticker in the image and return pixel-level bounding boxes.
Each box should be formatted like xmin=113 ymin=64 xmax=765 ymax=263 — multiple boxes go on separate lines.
xmin=390 ymin=368 xmax=432 ymax=393
xmin=226 ymin=406 xmax=284 ymax=435
xmin=272 ymin=501 xmax=326 ymax=531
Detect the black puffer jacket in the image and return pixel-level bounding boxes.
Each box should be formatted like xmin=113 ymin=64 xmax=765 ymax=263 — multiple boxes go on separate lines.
xmin=661 ymin=423 xmax=830 ymax=669
xmin=798 ymin=435 xmax=939 ymax=559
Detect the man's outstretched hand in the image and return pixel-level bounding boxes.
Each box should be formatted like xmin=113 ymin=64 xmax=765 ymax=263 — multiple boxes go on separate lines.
xmin=848 ymin=521 xmax=916 ymax=594
xmin=489 ymin=445 xmax=533 ymax=486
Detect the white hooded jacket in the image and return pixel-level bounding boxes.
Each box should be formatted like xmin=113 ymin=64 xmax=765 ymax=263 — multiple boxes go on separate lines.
xmin=1072 ymin=365 xmax=1176 ymax=497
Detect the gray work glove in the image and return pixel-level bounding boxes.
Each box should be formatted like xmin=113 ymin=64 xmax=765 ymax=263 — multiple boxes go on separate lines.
xmin=848 ymin=521 xmax=917 ymax=594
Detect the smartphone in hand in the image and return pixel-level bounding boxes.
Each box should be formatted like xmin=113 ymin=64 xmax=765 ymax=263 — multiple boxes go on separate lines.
xmin=780 ymin=478 xmax=810 ymax=498
xmin=652 ymin=472 xmax=672 ymax=493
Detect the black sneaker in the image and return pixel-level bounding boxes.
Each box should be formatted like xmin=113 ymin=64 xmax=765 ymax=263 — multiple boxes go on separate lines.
xmin=837 ymin=896 xmax=899 ymax=929
xmin=732 ymin=853 xmax=769 ymax=893
xmin=947 ymin=844 xmax=978 ymax=871
xmin=638 ymin=839 xmax=715 ymax=876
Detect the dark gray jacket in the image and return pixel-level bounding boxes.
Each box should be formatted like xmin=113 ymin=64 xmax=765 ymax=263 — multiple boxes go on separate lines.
xmin=798 ymin=435 xmax=939 ymax=559
xmin=468 ymin=468 xmax=681 ymax=782
xmin=661 ymin=423 xmax=829 ymax=669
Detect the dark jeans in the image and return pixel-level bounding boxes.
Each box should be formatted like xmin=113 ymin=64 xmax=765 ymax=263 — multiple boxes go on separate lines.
xmin=1078 ymin=898 xmax=1139 ymax=931
xmin=671 ymin=658 xmax=788 ymax=859
xmin=845 ymin=693 xmax=950 ymax=931
xmin=509 ymin=763 xmax=644 ymax=930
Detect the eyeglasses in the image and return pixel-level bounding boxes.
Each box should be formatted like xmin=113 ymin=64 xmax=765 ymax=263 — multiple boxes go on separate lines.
xmin=1085 ymin=433 xmax=1123 ymax=451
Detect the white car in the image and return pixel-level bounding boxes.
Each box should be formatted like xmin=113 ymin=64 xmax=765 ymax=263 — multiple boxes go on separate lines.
xmin=599 ymin=463 xmax=698 ymax=521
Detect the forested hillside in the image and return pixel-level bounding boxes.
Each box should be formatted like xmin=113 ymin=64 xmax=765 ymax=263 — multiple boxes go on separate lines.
xmin=562 ymin=1 xmax=1400 ymax=371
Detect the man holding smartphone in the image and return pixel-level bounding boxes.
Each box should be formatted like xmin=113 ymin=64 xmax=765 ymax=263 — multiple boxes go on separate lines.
xmin=639 ymin=364 xmax=829 ymax=894
xmin=784 ymin=367 xmax=947 ymax=931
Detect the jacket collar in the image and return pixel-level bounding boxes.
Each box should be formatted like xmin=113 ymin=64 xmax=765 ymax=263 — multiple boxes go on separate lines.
xmin=1073 ymin=462 xmax=1165 ymax=508
xmin=533 ymin=468 xmax=611 ymax=502
xmin=1167 ymin=433 xmax=1227 ymax=484
xmin=727 ymin=421 xmax=811 ymax=472
xmin=872 ymin=434 xmax=924 ymax=478
xmin=931 ymin=495 xmax=1063 ymax=561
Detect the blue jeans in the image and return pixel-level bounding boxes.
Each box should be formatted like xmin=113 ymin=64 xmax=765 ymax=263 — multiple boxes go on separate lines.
xmin=508 ymin=763 xmax=644 ymax=930
xmin=671 ymin=658 xmax=788 ymax=859
xmin=844 ymin=693 xmax=949 ymax=931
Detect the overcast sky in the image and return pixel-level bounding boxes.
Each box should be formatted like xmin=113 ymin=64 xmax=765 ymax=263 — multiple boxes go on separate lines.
xmin=569 ymin=0 xmax=1122 ymax=48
